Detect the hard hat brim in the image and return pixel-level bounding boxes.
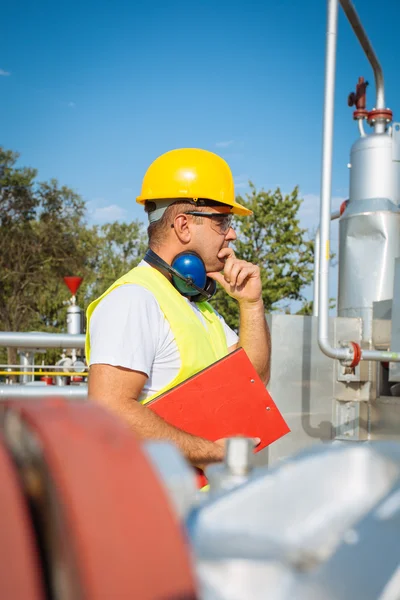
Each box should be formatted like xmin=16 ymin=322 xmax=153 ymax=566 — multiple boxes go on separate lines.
xmin=136 ymin=195 xmax=253 ymax=217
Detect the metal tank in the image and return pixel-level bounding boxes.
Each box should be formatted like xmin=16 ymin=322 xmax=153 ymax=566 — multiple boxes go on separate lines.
xmin=349 ymin=130 xmax=400 ymax=204
xmin=337 ymin=130 xmax=400 ymax=343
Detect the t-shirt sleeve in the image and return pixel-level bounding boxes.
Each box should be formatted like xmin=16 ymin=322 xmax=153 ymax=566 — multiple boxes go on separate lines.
xmin=88 ymin=284 xmax=162 ymax=375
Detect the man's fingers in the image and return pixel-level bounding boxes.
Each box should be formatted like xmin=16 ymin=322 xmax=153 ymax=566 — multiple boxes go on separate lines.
xmin=224 ymin=260 xmax=252 ymax=285
xmin=217 ymin=247 xmax=236 ymax=261
xmin=207 ymin=271 xmax=225 ymax=285
xmin=226 ymin=263 xmax=243 ymax=286
xmin=236 ymin=267 xmax=253 ymax=287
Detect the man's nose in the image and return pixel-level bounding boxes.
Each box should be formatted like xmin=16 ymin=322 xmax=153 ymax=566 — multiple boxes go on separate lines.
xmin=225 ymin=226 xmax=237 ymax=241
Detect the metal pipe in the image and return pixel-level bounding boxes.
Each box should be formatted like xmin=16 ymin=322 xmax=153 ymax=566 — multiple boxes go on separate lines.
xmin=313 ymin=209 xmax=341 ymax=317
xmin=0 ymin=364 xmax=84 ymax=370
xmin=339 ymin=0 xmax=386 ymax=133
xmin=318 ymin=0 xmax=351 ymax=362
xmin=317 ymin=0 xmax=400 ymax=364
xmin=339 ymin=0 xmax=385 ymax=109
xmin=313 ymin=228 xmax=320 ymax=318
xmin=0 ymin=385 xmax=88 ymax=399
xmin=0 ymin=332 xmax=85 ymax=349
xmin=357 ymin=118 xmax=366 ymax=137
xmin=361 ymin=349 xmax=400 ymax=362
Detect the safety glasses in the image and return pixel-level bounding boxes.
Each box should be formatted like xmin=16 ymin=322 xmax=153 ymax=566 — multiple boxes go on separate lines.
xmin=185 ymin=211 xmax=234 ymax=234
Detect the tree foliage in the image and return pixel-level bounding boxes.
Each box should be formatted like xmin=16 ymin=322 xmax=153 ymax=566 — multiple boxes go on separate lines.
xmin=81 ymin=221 xmax=147 ymax=304
xmin=0 ymin=147 xmax=147 ymax=367
xmin=0 ymin=148 xmax=90 ymax=334
xmin=212 ymin=182 xmax=315 ymax=329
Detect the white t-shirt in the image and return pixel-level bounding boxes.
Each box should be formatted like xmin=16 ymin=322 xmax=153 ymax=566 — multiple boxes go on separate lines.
xmin=89 ymin=261 xmax=239 ymax=402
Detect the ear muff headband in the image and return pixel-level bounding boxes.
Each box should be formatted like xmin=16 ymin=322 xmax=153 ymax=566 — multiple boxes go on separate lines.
xmin=144 ymin=248 xmax=216 ymax=302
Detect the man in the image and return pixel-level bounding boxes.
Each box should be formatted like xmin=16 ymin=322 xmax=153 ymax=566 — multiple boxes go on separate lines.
xmin=86 ymin=147 xmax=271 ymax=469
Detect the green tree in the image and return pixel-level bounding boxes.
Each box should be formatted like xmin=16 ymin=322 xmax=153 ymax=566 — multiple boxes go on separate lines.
xmin=212 ymin=182 xmax=315 ymax=329
xmin=81 ymin=220 xmax=147 ymax=306
xmin=0 ymin=146 xmax=149 ymax=371
xmin=0 ymin=148 xmax=95 ymax=366
xmin=296 ymin=300 xmax=314 ymax=316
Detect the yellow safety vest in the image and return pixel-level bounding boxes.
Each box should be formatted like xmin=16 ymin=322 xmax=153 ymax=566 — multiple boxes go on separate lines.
xmin=85 ymin=265 xmax=229 ymax=404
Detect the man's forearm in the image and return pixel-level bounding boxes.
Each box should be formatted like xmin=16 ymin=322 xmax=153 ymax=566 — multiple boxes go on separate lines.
xmin=238 ymin=299 xmax=271 ymax=384
xmin=108 ymin=397 xmax=224 ymax=466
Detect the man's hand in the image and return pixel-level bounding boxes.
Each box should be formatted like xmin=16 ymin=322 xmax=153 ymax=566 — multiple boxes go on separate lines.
xmin=196 ymin=436 xmax=261 ymax=472
xmin=208 ymin=247 xmax=271 ymax=385
xmin=207 ymin=247 xmax=262 ymax=304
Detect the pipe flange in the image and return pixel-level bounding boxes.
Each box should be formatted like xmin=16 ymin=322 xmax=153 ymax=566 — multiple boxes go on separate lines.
xmin=349 ymin=342 xmax=361 ymax=368
xmin=367 ymin=108 xmax=393 ymax=125
xmin=340 ymin=342 xmax=361 ymax=368
xmin=353 ymin=109 xmax=368 ymax=120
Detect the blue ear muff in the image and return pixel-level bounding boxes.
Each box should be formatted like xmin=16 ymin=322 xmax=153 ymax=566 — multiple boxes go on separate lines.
xmin=144 ymin=248 xmax=216 ymax=302
xmin=171 ymin=252 xmax=207 ymax=297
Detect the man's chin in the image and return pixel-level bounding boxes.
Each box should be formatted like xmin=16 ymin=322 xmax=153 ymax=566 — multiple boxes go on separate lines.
xmin=207 ymin=260 xmax=225 ymax=273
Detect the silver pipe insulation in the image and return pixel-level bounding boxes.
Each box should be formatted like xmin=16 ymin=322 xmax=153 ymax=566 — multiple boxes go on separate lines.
xmin=0 ymin=385 xmax=88 ymax=399
xmin=318 ymin=0 xmax=400 ymax=364
xmin=313 ymin=210 xmax=341 ymax=317
xmin=0 ymin=332 xmax=85 ymax=349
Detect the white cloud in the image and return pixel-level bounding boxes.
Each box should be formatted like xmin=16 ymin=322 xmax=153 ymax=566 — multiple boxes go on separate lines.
xmin=215 ymin=140 xmax=234 ymax=148
xmin=0 ymin=69 xmax=10 ymax=76
xmin=87 ymin=201 xmax=128 ymax=225
xmin=234 ymin=174 xmax=249 ymax=190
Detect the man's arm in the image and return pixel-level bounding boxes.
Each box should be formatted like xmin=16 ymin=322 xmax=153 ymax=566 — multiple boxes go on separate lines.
xmin=237 ymin=299 xmax=271 ymax=384
xmin=208 ymin=248 xmax=271 ymax=385
xmin=88 ymin=364 xmax=225 ymax=466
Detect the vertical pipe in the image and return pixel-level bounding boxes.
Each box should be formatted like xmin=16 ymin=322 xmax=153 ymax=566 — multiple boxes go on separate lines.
xmin=317 ymin=0 xmax=350 ymax=361
xmin=313 ymin=210 xmax=341 ymax=317
xmin=313 ymin=230 xmax=321 ymax=317
xmin=18 ymin=351 xmax=35 ymax=384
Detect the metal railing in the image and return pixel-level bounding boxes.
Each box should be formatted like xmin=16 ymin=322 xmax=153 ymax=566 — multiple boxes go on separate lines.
xmin=0 ymin=332 xmax=85 ymax=349
xmin=0 ymin=385 xmax=87 ymax=399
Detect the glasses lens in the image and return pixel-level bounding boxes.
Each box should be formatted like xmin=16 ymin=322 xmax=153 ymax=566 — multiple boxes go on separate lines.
xmin=209 ymin=214 xmax=233 ymax=233
xmin=184 ymin=211 xmax=234 ymax=233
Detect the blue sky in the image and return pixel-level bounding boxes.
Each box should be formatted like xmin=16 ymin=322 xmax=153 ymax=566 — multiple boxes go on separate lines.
xmin=1 ymin=0 xmax=400 ymax=311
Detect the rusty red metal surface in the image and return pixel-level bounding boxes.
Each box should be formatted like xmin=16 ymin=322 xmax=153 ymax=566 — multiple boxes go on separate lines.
xmin=348 ymin=76 xmax=368 ymax=109
xmin=0 ymin=432 xmax=45 ymax=600
xmin=1 ymin=398 xmax=197 ymax=600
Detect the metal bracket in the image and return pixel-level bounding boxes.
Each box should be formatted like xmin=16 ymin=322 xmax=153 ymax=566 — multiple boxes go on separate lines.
xmin=335 ymin=400 xmax=370 ymax=440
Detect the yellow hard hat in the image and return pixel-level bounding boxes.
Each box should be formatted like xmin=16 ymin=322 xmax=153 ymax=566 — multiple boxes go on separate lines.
xmin=136 ymin=148 xmax=252 ymax=217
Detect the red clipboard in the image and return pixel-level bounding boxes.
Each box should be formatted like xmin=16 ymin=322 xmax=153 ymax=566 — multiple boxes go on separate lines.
xmin=147 ymin=348 xmax=290 ymax=457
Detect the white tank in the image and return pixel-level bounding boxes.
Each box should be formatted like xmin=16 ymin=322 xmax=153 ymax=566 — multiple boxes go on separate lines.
xmin=349 ymin=129 xmax=400 ymax=204
xmin=338 ymin=125 xmax=400 ymax=343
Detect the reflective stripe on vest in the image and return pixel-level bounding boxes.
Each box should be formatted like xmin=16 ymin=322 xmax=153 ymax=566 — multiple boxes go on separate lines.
xmin=85 ymin=265 xmax=229 ymax=404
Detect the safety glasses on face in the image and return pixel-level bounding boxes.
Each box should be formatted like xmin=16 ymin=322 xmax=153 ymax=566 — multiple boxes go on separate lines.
xmin=184 ymin=211 xmax=234 ymax=234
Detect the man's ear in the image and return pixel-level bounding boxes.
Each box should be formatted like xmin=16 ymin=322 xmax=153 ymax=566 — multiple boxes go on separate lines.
xmin=172 ymin=213 xmax=192 ymax=243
